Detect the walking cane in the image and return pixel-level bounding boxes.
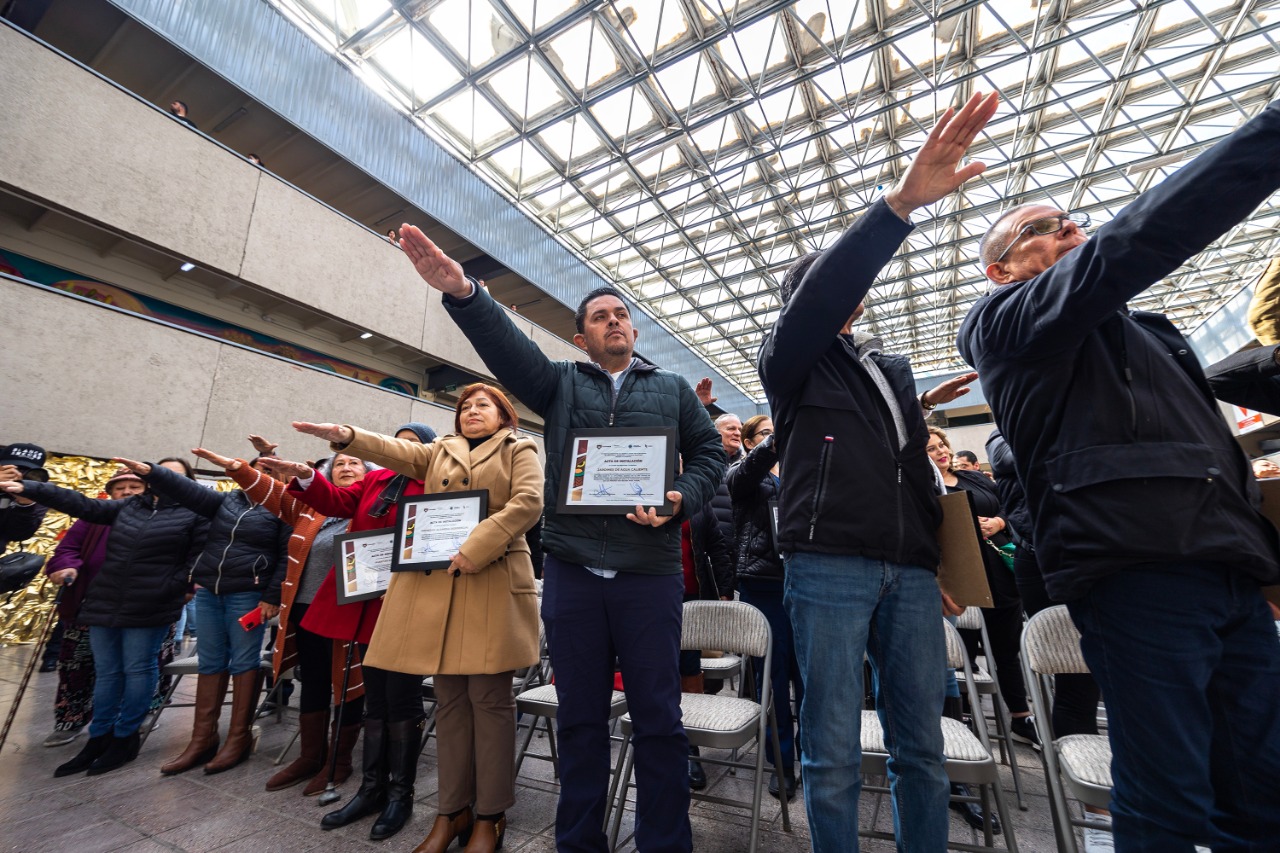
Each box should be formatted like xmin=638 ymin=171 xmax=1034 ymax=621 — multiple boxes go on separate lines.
xmin=317 ymin=604 xmax=366 ymax=806
xmin=0 ymin=580 xmax=65 ymax=753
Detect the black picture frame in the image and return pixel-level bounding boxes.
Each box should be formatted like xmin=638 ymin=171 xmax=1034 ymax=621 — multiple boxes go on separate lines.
xmin=333 ymin=528 xmax=394 ymax=604
xmin=557 ymin=427 xmax=679 ymax=515
xmin=391 ymin=489 xmax=489 ymax=572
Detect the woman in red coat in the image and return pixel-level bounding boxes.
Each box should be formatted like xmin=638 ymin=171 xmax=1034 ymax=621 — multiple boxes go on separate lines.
xmin=257 ymin=422 xmax=437 ymax=842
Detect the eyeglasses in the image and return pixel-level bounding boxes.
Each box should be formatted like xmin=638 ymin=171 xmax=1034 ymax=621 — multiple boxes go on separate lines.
xmin=992 ymin=212 xmax=1090 ymax=264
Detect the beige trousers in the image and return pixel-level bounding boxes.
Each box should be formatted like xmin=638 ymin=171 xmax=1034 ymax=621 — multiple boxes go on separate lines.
xmin=433 ymin=671 xmax=518 ymax=815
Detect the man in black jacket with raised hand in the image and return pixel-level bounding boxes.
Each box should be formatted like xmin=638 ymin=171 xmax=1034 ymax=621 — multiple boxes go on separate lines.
xmin=958 ymin=99 xmax=1280 ymax=852
xmin=393 ymin=227 xmax=724 ymax=853
xmin=758 ymin=91 xmax=997 ymax=853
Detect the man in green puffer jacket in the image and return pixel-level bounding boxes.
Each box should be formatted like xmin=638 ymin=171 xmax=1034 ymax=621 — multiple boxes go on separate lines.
xmin=395 ymin=228 xmax=725 ymax=853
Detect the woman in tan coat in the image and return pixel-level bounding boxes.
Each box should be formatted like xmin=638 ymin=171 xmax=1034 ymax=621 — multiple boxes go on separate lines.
xmin=292 ymin=382 xmax=542 ymax=853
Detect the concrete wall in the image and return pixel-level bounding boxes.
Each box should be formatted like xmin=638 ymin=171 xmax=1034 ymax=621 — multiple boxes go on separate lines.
xmin=0 ymin=23 xmax=580 ymax=381
xmin=0 ymin=280 xmax=520 ymax=466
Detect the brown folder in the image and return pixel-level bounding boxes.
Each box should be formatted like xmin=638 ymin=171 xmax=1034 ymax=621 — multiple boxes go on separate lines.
xmin=936 ymin=490 xmax=994 ymax=608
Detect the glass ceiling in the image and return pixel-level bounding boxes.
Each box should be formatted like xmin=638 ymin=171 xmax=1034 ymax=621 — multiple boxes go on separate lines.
xmin=268 ymin=0 xmax=1280 ymax=401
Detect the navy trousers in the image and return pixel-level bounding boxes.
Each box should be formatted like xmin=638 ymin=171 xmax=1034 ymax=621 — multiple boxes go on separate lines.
xmin=542 ymin=555 xmax=691 ymax=853
xmin=1067 ymin=562 xmax=1280 ymax=852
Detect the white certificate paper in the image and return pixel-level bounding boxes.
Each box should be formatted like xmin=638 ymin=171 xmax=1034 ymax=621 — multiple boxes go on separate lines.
xmin=393 ymin=490 xmax=489 ymax=571
xmin=559 ymin=428 xmax=677 ymax=514
xmin=334 ymin=530 xmax=393 ymax=604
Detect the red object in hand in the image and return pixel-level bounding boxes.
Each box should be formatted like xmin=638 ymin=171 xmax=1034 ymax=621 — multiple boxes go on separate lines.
xmin=238 ymin=608 xmax=264 ymax=632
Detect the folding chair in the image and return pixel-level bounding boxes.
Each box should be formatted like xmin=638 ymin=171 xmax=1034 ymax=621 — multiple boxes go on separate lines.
xmin=1021 ymin=605 xmax=1111 ymax=853
xmin=955 ymin=606 xmax=1027 ymax=808
xmin=513 ymin=617 xmax=625 ymax=781
xmin=141 ymin=652 xmax=273 ymax=748
xmin=860 ymin=620 xmax=1018 ymax=852
xmin=607 ymin=600 xmax=791 ymax=853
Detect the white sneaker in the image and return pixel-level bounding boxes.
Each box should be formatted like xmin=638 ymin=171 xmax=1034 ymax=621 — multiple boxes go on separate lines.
xmin=42 ymin=728 xmax=82 ymax=747
xmin=1082 ymin=826 xmax=1115 ymax=852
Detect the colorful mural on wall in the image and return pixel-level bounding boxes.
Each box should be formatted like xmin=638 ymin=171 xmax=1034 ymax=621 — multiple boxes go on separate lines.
xmin=0 ymin=248 xmax=419 ymax=395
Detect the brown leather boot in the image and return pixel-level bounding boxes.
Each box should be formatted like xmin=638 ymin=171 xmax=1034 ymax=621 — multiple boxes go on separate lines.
xmin=160 ymin=672 xmax=228 ymax=775
xmin=411 ymin=809 xmax=474 ymax=853
xmin=204 ymin=669 xmax=262 ymax=774
xmin=302 ymin=719 xmax=361 ymax=795
xmin=463 ymin=815 xmax=506 ymax=852
xmin=265 ymin=709 xmax=328 ymax=791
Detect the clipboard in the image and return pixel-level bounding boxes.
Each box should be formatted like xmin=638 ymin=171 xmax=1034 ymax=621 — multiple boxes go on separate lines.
xmin=936 ymin=490 xmax=994 ymax=608
xmin=1252 ymin=478 xmax=1280 ymax=607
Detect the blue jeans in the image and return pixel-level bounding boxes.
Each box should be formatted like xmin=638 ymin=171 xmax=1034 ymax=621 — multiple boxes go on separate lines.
xmin=541 ymin=555 xmax=691 ymax=853
xmin=738 ymin=579 xmax=803 ymax=772
xmin=1067 ymin=562 xmax=1280 ymax=852
xmin=784 ymin=553 xmax=949 ymax=853
xmin=195 ymin=588 xmax=265 ymax=676
xmin=87 ymin=625 xmax=170 ymax=737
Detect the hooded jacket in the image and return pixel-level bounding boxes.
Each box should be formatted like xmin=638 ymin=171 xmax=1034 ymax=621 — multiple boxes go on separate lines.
xmin=758 ymin=199 xmax=943 ymax=570
xmin=22 ymin=480 xmax=207 ymax=628
xmin=144 ymin=463 xmax=289 ymax=603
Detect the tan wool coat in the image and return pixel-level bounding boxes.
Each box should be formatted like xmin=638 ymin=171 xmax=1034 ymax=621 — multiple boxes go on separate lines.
xmin=342 ymin=426 xmax=543 ymax=676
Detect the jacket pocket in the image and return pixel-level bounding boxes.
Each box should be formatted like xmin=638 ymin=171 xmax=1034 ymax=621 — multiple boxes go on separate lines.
xmin=1043 ymin=442 xmax=1219 ymax=560
xmin=807 ymin=436 xmax=835 ymax=541
xmin=506 ymin=556 xmax=538 ymax=594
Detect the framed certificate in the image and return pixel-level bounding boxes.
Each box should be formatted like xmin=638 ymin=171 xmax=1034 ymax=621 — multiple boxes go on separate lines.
xmin=392 ymin=490 xmax=489 ymax=572
xmin=334 ymin=529 xmax=394 ymax=604
xmin=558 ymin=427 xmax=679 ymax=515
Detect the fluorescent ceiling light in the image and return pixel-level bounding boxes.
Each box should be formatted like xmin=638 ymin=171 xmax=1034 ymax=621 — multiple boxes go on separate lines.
xmin=179 ymin=262 xmax=196 ymax=272
xmin=360 ymin=332 xmax=374 ymax=339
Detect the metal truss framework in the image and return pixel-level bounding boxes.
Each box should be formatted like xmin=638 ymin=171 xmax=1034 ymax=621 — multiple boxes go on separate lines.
xmin=270 ymin=0 xmax=1280 ymax=400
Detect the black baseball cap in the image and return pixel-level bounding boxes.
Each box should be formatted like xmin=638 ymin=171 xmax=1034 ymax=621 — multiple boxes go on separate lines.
xmin=0 ymin=443 xmax=48 ymax=471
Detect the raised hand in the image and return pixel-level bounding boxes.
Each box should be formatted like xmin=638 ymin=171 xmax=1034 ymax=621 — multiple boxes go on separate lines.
xmin=626 ymin=490 xmax=684 ymax=528
xmin=257 ymin=457 xmax=314 ymax=482
xmin=247 ymin=434 xmax=278 ymax=455
xmin=191 ymin=447 xmax=237 ymax=469
xmin=695 ymin=378 xmax=717 ymax=406
xmin=923 ymin=371 xmax=978 ymax=408
xmin=885 ymin=91 xmax=999 ymax=218
xmin=292 ymin=422 xmax=354 ymax=446
xmin=398 ymin=224 xmax=470 ymax=297
xmin=112 ymin=457 xmax=152 ymax=477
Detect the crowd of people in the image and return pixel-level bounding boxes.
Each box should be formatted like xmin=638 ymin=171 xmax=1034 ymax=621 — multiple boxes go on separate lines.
xmin=3 ymin=90 xmax=1280 ymax=853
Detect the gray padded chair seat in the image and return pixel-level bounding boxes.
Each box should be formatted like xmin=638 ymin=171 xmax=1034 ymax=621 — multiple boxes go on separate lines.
xmin=860 ymin=711 xmax=992 ymax=763
xmin=518 ymin=684 xmax=626 ymax=719
xmin=1057 ymin=734 xmax=1112 ymax=789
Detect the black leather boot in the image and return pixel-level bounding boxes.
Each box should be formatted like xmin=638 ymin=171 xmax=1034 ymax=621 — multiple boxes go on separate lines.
xmin=54 ymin=733 xmax=112 ymax=777
xmin=370 ymin=716 xmax=424 ymax=841
xmin=949 ymin=782 xmax=1001 ymax=834
xmin=321 ymin=718 xmax=387 ymax=830
xmin=87 ymin=730 xmax=141 ymax=776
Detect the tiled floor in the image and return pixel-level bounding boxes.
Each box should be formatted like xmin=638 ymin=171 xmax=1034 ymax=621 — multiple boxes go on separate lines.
xmin=0 ymin=642 xmax=1075 ymax=852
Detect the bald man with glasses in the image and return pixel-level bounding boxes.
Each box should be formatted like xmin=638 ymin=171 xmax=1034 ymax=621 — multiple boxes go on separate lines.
xmin=957 ymin=100 xmax=1280 ymax=852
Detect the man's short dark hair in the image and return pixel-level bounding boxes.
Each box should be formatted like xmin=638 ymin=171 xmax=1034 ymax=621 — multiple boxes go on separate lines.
xmin=779 ymin=251 xmax=823 ymax=303
xmin=173 ymin=100 xmax=188 ymax=112
xmin=956 ymin=450 xmax=979 ymax=465
xmin=575 ymin=286 xmax=626 ymax=334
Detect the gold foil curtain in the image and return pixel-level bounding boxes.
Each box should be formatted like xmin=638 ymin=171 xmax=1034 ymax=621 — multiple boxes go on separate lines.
xmin=0 ymin=456 xmax=235 ymax=644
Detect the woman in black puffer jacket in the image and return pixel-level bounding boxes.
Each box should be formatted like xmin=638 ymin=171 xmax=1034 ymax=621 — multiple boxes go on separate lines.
xmin=112 ymin=458 xmax=290 ymax=776
xmin=727 ymin=415 xmax=803 ymax=799
xmin=3 ymin=461 xmax=208 ymax=777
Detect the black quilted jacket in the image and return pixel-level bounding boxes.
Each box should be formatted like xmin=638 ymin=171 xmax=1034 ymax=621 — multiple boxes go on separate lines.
xmin=22 ymin=480 xmax=207 ymax=628
xmin=144 ymin=464 xmax=289 ymax=604
xmin=727 ymin=435 xmax=784 ymax=582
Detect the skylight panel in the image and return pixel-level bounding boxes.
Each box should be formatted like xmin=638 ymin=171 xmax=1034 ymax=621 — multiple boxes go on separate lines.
xmin=500 ymin=0 xmax=583 ymax=35
xmin=546 ymin=19 xmax=622 ymax=92
xmin=589 ymin=86 xmax=658 ymax=142
xmin=488 ymin=54 xmax=568 ymax=120
xmin=428 ymin=0 xmax=506 ymax=68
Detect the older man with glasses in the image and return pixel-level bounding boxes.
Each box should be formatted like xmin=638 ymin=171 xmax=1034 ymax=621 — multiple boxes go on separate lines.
xmin=958 ymin=99 xmax=1280 ymax=852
